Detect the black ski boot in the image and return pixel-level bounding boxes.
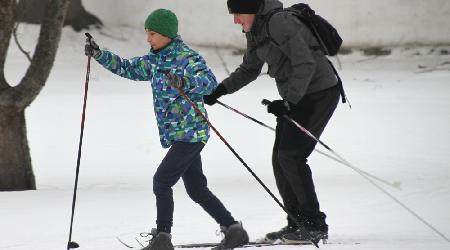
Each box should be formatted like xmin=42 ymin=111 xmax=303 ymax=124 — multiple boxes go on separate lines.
xmin=281 ymin=217 xmax=328 ymax=244
xmin=212 ymin=222 xmax=249 ymax=250
xmin=281 ymin=228 xmax=328 ymax=244
xmin=140 ymin=228 xmax=174 ymax=250
xmin=262 ymin=225 xmax=298 ymax=243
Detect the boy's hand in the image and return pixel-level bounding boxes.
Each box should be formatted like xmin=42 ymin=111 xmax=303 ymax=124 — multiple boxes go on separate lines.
xmin=85 ymin=37 xmax=100 ymax=57
xmin=167 ymin=73 xmax=184 ymax=88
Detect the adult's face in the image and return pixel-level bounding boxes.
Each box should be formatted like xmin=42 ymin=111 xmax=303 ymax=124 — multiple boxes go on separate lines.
xmin=233 ymin=13 xmax=256 ymax=33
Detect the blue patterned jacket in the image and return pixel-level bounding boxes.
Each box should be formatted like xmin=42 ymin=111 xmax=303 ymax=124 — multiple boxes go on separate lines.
xmin=94 ymin=37 xmax=217 ymax=148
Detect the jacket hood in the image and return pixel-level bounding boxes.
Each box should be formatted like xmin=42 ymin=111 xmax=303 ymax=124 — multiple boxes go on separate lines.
xmin=250 ymin=0 xmax=283 ymax=35
xmin=257 ymin=0 xmax=283 ymax=16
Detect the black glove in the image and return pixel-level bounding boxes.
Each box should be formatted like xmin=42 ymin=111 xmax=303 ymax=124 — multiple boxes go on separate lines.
xmin=267 ymin=99 xmax=290 ymax=117
xmin=85 ymin=36 xmax=100 ymax=57
xmin=167 ymin=73 xmax=184 ymax=88
xmin=204 ymin=84 xmax=227 ymax=105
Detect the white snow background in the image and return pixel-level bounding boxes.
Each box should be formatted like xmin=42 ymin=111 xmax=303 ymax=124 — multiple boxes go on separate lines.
xmin=1 ymin=24 xmax=449 ymax=250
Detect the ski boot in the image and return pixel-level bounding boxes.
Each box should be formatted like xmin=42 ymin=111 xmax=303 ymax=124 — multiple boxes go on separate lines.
xmin=281 ymin=217 xmax=329 ymax=245
xmin=140 ymin=228 xmax=174 ymax=250
xmin=281 ymin=228 xmax=328 ymax=244
xmin=212 ymin=222 xmax=249 ymax=250
xmin=261 ymin=225 xmax=298 ymax=243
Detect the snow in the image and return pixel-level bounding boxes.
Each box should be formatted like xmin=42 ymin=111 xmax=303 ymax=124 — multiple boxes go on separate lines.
xmin=1 ymin=26 xmax=450 ymax=250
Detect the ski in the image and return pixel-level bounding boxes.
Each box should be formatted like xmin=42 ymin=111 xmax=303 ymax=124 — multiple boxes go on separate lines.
xmin=117 ymin=238 xmax=313 ymax=249
xmin=117 ymin=234 xmax=331 ymax=249
xmin=174 ymin=241 xmax=313 ymax=248
xmin=117 ymin=236 xmax=145 ymax=249
xmin=117 ymin=236 xmax=134 ymax=248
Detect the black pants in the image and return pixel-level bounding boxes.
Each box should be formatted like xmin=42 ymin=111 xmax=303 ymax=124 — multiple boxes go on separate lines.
xmin=153 ymin=141 xmax=235 ymax=233
xmin=272 ymin=85 xmax=340 ymax=228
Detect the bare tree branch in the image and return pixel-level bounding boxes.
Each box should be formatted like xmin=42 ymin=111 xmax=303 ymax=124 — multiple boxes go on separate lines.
xmin=13 ymin=23 xmax=32 ymax=63
xmin=14 ymin=0 xmax=71 ymax=110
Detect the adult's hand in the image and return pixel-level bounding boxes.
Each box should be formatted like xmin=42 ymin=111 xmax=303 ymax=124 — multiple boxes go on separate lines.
xmin=266 ymin=99 xmax=289 ymax=117
xmin=204 ymin=84 xmax=227 ymax=105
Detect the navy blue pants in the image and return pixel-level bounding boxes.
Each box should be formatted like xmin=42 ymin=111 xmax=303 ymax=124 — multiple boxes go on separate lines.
xmin=153 ymin=141 xmax=235 ymax=233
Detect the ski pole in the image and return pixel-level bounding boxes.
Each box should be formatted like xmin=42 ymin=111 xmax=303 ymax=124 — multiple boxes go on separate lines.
xmin=212 ymin=47 xmax=386 ymax=186
xmin=217 ymin=99 xmax=400 ymax=190
xmin=261 ymin=99 xmax=450 ymax=243
xmin=176 ymin=88 xmax=320 ymax=247
xmin=261 ymin=99 xmax=403 ymax=189
xmin=66 ymin=33 xmax=94 ymax=250
xmin=217 ymin=100 xmax=275 ymax=132
xmin=217 ymin=100 xmax=343 ymax=165
xmin=262 ymin=100 xmax=369 ymax=172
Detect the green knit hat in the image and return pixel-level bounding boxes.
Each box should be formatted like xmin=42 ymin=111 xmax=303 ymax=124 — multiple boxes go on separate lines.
xmin=144 ymin=9 xmax=178 ymax=39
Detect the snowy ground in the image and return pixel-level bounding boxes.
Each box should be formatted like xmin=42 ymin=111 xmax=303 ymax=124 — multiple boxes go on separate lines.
xmin=1 ymin=26 xmax=450 ymax=250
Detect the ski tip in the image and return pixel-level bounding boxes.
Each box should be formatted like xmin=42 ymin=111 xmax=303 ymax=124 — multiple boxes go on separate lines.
xmin=85 ymin=33 xmax=92 ymax=39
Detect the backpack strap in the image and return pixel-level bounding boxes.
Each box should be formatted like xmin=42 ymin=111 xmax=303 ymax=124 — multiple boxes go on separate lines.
xmin=265 ymin=9 xmax=321 ymax=51
xmin=327 ymin=59 xmax=349 ymax=105
xmin=263 ymin=8 xmax=283 ymax=47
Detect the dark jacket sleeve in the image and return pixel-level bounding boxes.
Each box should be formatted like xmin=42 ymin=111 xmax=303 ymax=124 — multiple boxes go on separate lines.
xmin=220 ymin=33 xmax=265 ymax=94
xmin=268 ymin=12 xmax=317 ymax=104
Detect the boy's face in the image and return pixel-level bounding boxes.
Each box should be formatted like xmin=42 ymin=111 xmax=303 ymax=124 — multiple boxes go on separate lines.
xmin=146 ymin=29 xmax=172 ymax=50
xmin=233 ymin=13 xmax=256 ymax=33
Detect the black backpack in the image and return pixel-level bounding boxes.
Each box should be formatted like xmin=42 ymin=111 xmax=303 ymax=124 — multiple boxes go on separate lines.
xmin=265 ymin=3 xmax=348 ymax=104
xmin=266 ymin=3 xmax=342 ymax=56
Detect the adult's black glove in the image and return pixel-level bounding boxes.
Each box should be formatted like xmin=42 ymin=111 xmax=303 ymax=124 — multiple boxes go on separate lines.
xmin=167 ymin=73 xmax=184 ymax=88
xmin=267 ymin=99 xmax=290 ymax=117
xmin=204 ymin=84 xmax=227 ymax=105
xmin=85 ymin=36 xmax=101 ymax=57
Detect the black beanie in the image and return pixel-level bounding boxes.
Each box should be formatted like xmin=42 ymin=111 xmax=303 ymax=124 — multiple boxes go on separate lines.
xmin=227 ymin=0 xmax=263 ymax=14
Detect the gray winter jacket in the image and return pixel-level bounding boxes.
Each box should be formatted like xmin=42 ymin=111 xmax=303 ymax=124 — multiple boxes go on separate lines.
xmin=221 ymin=0 xmax=338 ymax=104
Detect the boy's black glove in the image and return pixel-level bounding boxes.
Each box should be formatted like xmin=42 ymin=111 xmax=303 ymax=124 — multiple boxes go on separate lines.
xmin=167 ymin=73 xmax=184 ymax=88
xmin=204 ymin=84 xmax=227 ymax=105
xmin=267 ymin=99 xmax=290 ymax=117
xmin=85 ymin=36 xmax=101 ymax=57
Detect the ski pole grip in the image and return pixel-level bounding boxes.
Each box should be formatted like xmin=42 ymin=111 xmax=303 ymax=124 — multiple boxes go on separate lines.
xmin=261 ymin=99 xmax=272 ymax=106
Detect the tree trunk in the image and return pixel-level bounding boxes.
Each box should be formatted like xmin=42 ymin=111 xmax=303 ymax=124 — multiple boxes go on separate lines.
xmin=0 ymin=0 xmax=71 ymax=191
xmin=65 ymin=0 xmax=103 ymax=31
xmin=0 ymin=107 xmax=35 ymax=190
xmin=17 ymin=0 xmax=102 ymax=31
xmin=0 ymin=0 xmax=15 ymax=89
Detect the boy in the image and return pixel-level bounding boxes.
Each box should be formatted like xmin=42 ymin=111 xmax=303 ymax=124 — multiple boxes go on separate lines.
xmin=85 ymin=9 xmax=249 ymax=250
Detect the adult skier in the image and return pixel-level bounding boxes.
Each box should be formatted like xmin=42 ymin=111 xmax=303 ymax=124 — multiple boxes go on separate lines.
xmin=204 ymin=0 xmax=340 ymax=243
